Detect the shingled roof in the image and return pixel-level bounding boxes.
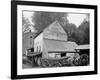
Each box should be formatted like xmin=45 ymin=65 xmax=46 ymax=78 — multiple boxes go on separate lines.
xmin=75 ymin=44 xmax=89 ymax=50
xmin=44 ymin=39 xmax=78 ymax=52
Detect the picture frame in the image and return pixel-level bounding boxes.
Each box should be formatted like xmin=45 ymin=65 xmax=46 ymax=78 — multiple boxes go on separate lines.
xmin=11 ymin=0 xmax=98 ymax=79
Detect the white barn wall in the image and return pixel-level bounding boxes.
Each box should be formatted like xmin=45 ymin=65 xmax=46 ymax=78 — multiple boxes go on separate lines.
xmin=34 ymin=32 xmax=49 ymax=58
xmin=43 ymin=21 xmax=68 ymax=41
xmin=42 ymin=41 xmax=49 ymax=58
xmin=34 ymin=33 xmax=43 ymax=53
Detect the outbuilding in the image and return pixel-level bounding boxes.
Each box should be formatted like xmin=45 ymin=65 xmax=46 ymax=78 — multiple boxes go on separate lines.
xmin=75 ymin=44 xmax=90 ymax=56
xmin=34 ymin=20 xmax=78 ymax=59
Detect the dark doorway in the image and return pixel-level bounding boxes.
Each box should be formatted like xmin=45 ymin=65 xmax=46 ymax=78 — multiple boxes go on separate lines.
xmin=61 ymin=53 xmax=66 ymax=57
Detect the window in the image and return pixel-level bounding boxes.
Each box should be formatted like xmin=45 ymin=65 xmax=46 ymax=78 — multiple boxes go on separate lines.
xmin=48 ymin=53 xmax=55 ymax=58
xmin=37 ymin=46 xmax=38 ymax=52
xmin=30 ymin=36 xmax=32 ymax=38
xmin=55 ymin=54 xmax=61 ymax=58
xmin=61 ymin=53 xmax=66 ymax=57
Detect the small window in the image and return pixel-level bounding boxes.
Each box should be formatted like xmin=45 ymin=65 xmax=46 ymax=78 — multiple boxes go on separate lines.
xmin=30 ymin=48 xmax=34 ymax=52
xmin=61 ymin=53 xmax=66 ymax=57
xmin=48 ymin=53 xmax=55 ymax=58
xmin=30 ymin=36 xmax=32 ymax=38
xmin=37 ymin=46 xmax=38 ymax=52
xmin=55 ymin=54 xmax=61 ymax=58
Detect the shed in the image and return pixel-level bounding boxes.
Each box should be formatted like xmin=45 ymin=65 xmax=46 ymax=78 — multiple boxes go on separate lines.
xmin=75 ymin=44 xmax=90 ymax=55
xmin=34 ymin=20 xmax=78 ymax=58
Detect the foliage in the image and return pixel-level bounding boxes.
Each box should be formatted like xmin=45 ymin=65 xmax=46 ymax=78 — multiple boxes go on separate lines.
xmin=68 ymin=20 xmax=90 ymax=45
xmin=32 ymin=11 xmax=67 ymax=31
xmin=73 ymin=54 xmax=89 ymax=66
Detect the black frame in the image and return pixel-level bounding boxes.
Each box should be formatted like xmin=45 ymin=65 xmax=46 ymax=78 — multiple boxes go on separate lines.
xmin=11 ymin=1 xmax=98 ymax=79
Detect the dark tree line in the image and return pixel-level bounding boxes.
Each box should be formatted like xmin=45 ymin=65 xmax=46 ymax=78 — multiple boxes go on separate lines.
xmin=32 ymin=11 xmax=67 ymax=31
xmin=68 ymin=20 xmax=90 ymax=45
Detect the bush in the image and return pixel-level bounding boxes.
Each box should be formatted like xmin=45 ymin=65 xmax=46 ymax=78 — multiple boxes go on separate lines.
xmin=79 ymin=54 xmax=89 ymax=66
xmin=73 ymin=54 xmax=89 ymax=66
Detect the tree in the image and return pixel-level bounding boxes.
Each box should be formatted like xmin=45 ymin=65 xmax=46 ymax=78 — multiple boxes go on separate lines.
xmin=78 ymin=20 xmax=90 ymax=44
xmin=32 ymin=11 xmax=67 ymax=31
xmin=66 ymin=19 xmax=90 ymax=45
xmin=22 ymin=14 xmax=30 ymax=33
xmin=64 ymin=23 xmax=77 ymax=37
xmin=22 ymin=14 xmax=30 ymax=26
xmin=22 ymin=14 xmax=35 ymax=33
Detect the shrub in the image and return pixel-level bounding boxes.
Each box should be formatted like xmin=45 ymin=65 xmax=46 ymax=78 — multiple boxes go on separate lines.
xmin=73 ymin=54 xmax=89 ymax=66
xmin=79 ymin=54 xmax=89 ymax=66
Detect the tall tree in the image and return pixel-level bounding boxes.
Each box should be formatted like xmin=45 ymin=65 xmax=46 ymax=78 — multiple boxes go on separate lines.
xmin=78 ymin=20 xmax=90 ymax=44
xmin=66 ymin=19 xmax=90 ymax=45
xmin=32 ymin=11 xmax=67 ymax=31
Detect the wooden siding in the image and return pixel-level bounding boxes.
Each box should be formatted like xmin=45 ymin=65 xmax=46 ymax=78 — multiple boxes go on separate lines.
xmin=22 ymin=32 xmax=34 ymax=55
xmin=34 ymin=33 xmax=43 ymax=53
xmin=43 ymin=20 xmax=67 ymax=41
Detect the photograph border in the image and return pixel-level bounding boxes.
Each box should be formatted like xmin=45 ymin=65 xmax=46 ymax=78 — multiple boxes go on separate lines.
xmin=11 ymin=1 xmax=98 ymax=79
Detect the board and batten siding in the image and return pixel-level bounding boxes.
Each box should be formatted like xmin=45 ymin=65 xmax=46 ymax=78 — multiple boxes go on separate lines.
xmin=34 ymin=33 xmax=49 ymax=58
xmin=34 ymin=33 xmax=43 ymax=53
xmin=43 ymin=20 xmax=67 ymax=41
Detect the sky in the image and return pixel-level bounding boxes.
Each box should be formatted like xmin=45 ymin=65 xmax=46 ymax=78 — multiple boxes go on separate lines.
xmin=23 ymin=11 xmax=34 ymax=25
xmin=23 ymin=11 xmax=88 ymax=27
xmin=67 ymin=13 xmax=87 ymax=27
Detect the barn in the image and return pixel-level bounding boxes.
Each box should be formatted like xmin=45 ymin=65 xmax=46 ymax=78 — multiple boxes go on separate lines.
xmin=22 ymin=31 xmax=35 ymax=56
xmin=75 ymin=44 xmax=90 ymax=56
xmin=34 ymin=20 xmax=78 ymax=59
